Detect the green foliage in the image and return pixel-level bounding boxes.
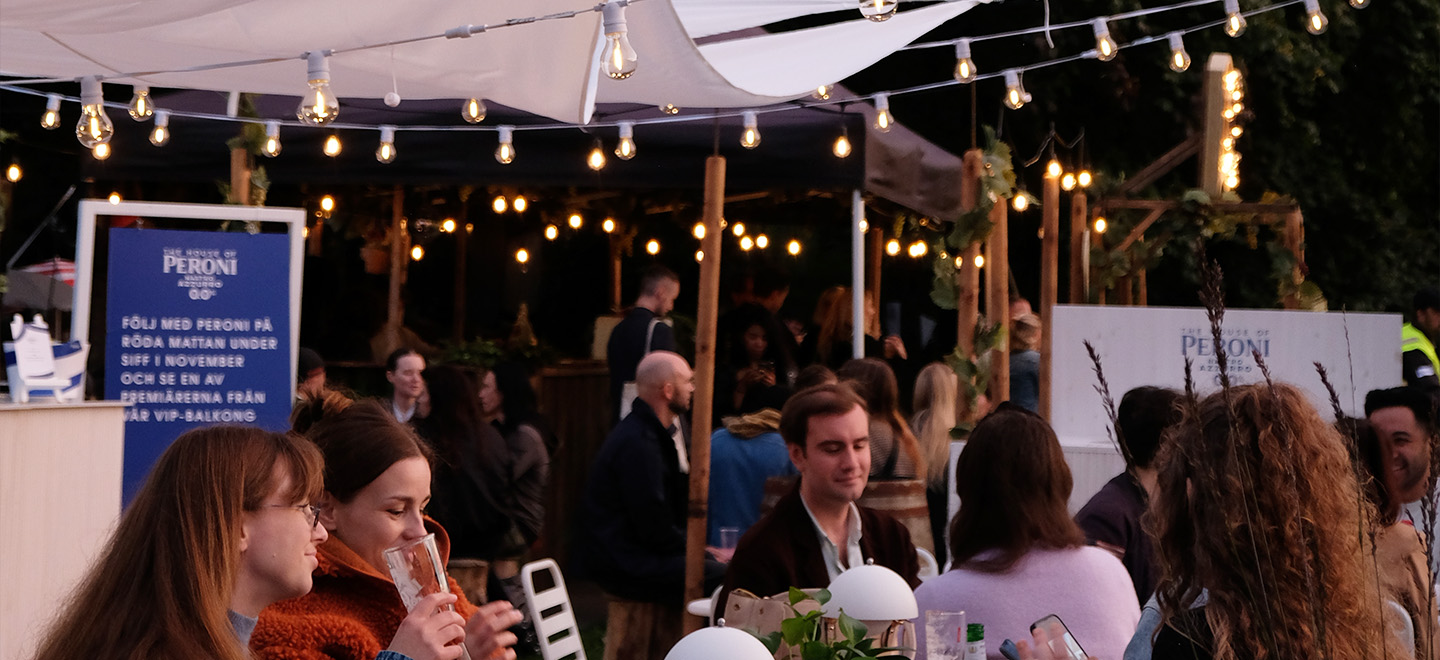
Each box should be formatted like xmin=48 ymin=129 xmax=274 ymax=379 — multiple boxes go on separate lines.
xmin=945 ymin=316 xmax=1007 ymax=435
xmin=754 ymin=588 xmax=905 ymax=659
xmin=438 ymin=336 xmax=559 ymax=371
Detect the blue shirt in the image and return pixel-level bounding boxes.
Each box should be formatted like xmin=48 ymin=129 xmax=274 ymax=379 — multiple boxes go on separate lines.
xmin=706 ymin=428 xmax=796 ymax=546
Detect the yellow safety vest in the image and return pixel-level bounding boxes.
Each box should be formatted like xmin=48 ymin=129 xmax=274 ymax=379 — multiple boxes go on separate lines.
xmin=1402 ymin=322 xmax=1439 ymax=377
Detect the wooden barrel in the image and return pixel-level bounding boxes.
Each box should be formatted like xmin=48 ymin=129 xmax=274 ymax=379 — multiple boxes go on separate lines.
xmin=760 ymin=476 xmax=934 ymax=556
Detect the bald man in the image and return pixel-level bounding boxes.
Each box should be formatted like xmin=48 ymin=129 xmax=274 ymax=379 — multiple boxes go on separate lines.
xmin=578 ymin=351 xmax=724 ymax=606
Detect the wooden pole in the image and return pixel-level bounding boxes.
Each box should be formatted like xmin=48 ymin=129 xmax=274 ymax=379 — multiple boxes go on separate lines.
xmin=1117 ymin=275 xmax=1133 ymax=305
xmin=610 ymin=233 xmax=623 ymax=312
xmin=684 ymin=155 xmax=725 ymax=633
xmin=1039 ymin=174 xmax=1059 ymax=420
xmin=452 ymin=196 xmax=469 ymax=342
xmin=957 ymin=151 xmax=983 ymax=359
xmin=1069 ymin=192 xmax=1088 ymax=304
xmin=387 ymin=186 xmax=405 ymax=347
xmin=1283 ymin=209 xmax=1305 ymax=309
xmin=1137 ymin=268 xmax=1148 ymax=306
xmin=986 ymin=200 xmax=1009 ymax=402
xmin=229 ymin=148 xmax=251 ymax=205
xmin=1091 ymin=207 xmax=1106 ymax=306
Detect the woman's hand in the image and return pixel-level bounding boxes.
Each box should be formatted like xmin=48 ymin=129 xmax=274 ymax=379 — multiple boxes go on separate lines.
xmin=882 ymin=335 xmax=907 ymax=360
xmin=1015 ymin=622 xmax=1097 ymax=660
xmin=388 ymin=592 xmax=467 ymax=660
xmin=464 ymin=600 xmax=524 ymax=660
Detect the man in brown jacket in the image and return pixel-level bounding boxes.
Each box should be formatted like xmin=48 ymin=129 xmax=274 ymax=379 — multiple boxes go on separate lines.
xmin=719 ymin=382 xmax=919 ymax=612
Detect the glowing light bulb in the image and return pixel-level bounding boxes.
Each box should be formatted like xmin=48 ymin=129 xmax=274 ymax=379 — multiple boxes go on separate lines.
xmin=1231 ymin=126 xmax=1243 ymax=138
xmin=740 ymin=236 xmax=755 ymax=251
xmin=813 ymin=85 xmax=833 ymax=101
xmin=858 ymin=0 xmax=898 ymax=22
xmin=5 ymin=163 xmax=20 ymax=182
xmin=616 ymin=122 xmax=637 ymax=160
xmin=1062 ymin=173 xmax=1077 ymax=191
xmin=954 ymin=255 xmax=964 ymax=269
xmin=912 ymin=241 xmax=929 ymax=258
xmin=1167 ymin=33 xmax=1192 ymax=72
xmin=873 ymin=93 xmax=893 ymax=133
xmin=545 ymin=224 xmax=559 ymax=240
xmin=1225 ymin=175 xmax=1240 ymax=189
xmin=441 ymin=218 xmax=457 ymax=233
xmin=974 ymin=254 xmax=985 ymax=268
xmin=953 ymin=39 xmax=977 ymax=83
xmin=323 ymin=134 xmax=342 ymax=157
xmin=297 ymin=51 xmax=339 ymax=125
xmin=495 ymin=126 xmax=516 ymax=164
xmin=740 ymin=111 xmax=761 ymax=149
xmin=1094 ymin=217 xmax=1108 ymax=233
xmin=1046 ymin=159 xmax=1062 ymax=178
xmin=646 ymin=239 xmax=660 ymax=255
xmin=108 ymin=192 xmax=121 ymax=204
xmin=859 ymin=219 xmax=869 ymax=233
xmin=75 ymin=77 xmax=114 ymax=148
xmin=568 ymin=213 xmax=583 ymax=229
xmin=885 ymin=239 xmax=900 ymax=256
xmin=1078 ymin=170 xmax=1093 ymax=187
xmin=1349 ymin=0 xmax=1368 ymax=8
xmin=516 ymin=248 xmax=529 ymax=264
xmin=659 ymin=103 xmax=680 ymax=115
xmin=149 ymin=111 xmax=171 ymax=147
xmin=375 ymin=126 xmax=397 ymax=163
xmin=462 ymin=98 xmax=487 ymax=124
xmin=262 ymin=121 xmax=282 ymax=157
xmin=493 ymin=196 xmax=508 ymax=213
xmin=600 ymin=2 xmax=638 ymax=80
xmin=1003 ymin=70 xmax=1030 ymax=110
xmin=320 ymin=195 xmax=336 ymax=212
xmin=410 ymin=245 xmax=425 ymax=261
xmin=695 ymin=250 xmax=705 ymax=262
xmin=587 ymin=138 xmax=607 ymax=171
xmin=732 ymin=222 xmax=746 ymax=237
xmin=93 ymin=143 xmax=111 ymax=160
xmin=514 ymin=196 xmax=528 ymax=213
xmin=693 ymin=223 xmax=706 ymax=239
xmin=466 ymin=223 xmax=474 ymax=234
xmin=1223 ymin=0 xmax=1247 ymax=37
xmin=1303 ymin=0 xmax=1328 ymax=33
xmin=787 ymin=240 xmax=801 ymax=255
xmin=127 ymin=84 xmax=154 ymax=121
xmin=1093 ymin=19 xmax=1119 ymax=61
xmin=40 ymin=94 xmax=61 ymax=130
xmin=833 ymin=130 xmax=852 ymax=159
xmin=1012 ymin=193 xmax=1029 ymax=212
xmin=603 ymin=218 xmax=616 ymax=233
xmin=756 ymin=235 xmax=770 ymax=249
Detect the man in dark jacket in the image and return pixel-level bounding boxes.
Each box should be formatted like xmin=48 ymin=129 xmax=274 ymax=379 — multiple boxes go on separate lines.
xmin=607 ymin=265 xmax=680 ymax=423
xmin=720 ymin=382 xmax=919 ymax=612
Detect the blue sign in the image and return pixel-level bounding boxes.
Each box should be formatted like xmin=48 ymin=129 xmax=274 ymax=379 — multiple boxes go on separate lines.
xmin=105 ymin=227 xmax=292 ymax=502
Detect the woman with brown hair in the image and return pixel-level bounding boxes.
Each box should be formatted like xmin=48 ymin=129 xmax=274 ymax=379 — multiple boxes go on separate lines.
xmin=837 ymin=358 xmax=924 ymax=480
xmin=806 ymin=287 xmax=906 ymax=369
xmin=252 ymin=399 xmax=521 ymax=660
xmin=1147 ymin=384 xmax=1404 ymax=659
xmin=914 ymin=404 xmax=1140 ymax=659
xmin=33 ymin=426 xmax=327 ymax=660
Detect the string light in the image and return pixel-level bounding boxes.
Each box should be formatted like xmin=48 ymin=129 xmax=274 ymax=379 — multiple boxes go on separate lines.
xmin=695 ymin=250 xmax=704 ymax=262
xmin=908 ymin=241 xmax=928 ymax=258
xmin=441 ymin=218 xmax=456 ymax=233
xmin=873 ymin=93 xmax=893 ymax=133
xmin=1092 ymin=19 xmax=1118 ymax=61
xmin=740 ymin=111 xmax=761 ymax=149
xmin=493 ymin=195 xmax=508 ymax=213
xmin=813 ymin=85 xmax=832 ymax=100
xmin=462 ymin=98 xmax=487 ymax=124
xmin=568 ymin=213 xmax=583 ymax=229
xmin=410 ymin=245 xmax=425 ymax=261
xmin=93 ymin=143 xmax=111 ymax=160
xmin=885 ymin=239 xmax=900 ymax=256
xmin=1167 ymin=33 xmax=1192 ymax=72
xmin=616 ymin=122 xmax=637 ymax=160
xmin=953 ymin=39 xmax=977 ymax=83
xmin=646 ymin=239 xmax=660 ymax=255
xmin=466 ymin=223 xmax=474 ymax=234
xmin=974 ymin=254 xmax=985 ymax=268
xmin=1078 ymin=170 xmax=1093 ymax=187
xmin=603 ymin=217 xmax=616 ymax=233
xmin=1012 ymin=191 xmax=1030 ymax=212
xmin=1223 ymin=0 xmax=1247 ymax=36
xmin=1302 ymin=0 xmax=1328 ymax=34
xmin=756 ymin=234 xmax=769 ymax=249
xmin=859 ymin=0 xmax=898 ymax=22
xmin=516 ymin=248 xmax=529 ymax=264
xmin=545 ymin=224 xmax=559 ymax=240
xmin=6 ymin=163 xmax=21 ymax=182
xmin=108 ymin=192 xmax=121 ymax=204
xmin=1046 ymin=159 xmax=1062 ymax=178
xmin=320 ymin=195 xmax=336 ymax=212
xmin=1349 ymin=0 xmax=1369 ymax=8
xmin=587 ymin=138 xmax=607 ymax=171
xmin=149 ymin=111 xmax=171 ymax=146
xmin=1094 ymin=217 xmax=1108 ymax=233
xmin=509 ymin=196 xmax=526 ymax=212
xmin=787 ymin=239 xmax=801 ymax=255
xmin=297 ymin=51 xmax=339 ymax=125
xmin=495 ymin=125 xmax=516 ymax=164
xmin=1003 ymin=70 xmax=1030 ymax=110
xmin=693 ymin=223 xmax=706 ymax=239
xmin=954 ymin=255 xmax=964 ymax=269
xmin=732 ymin=222 xmax=746 ymax=237
xmin=262 ymin=121 xmax=282 ymax=157
xmin=659 ymin=103 xmax=680 ymax=115
xmin=40 ymin=94 xmax=61 ymax=130
xmin=859 ymin=219 xmax=869 ymax=233
xmin=376 ymin=125 xmax=397 ymax=163
xmin=832 ymin=128 xmax=852 ymax=158
xmin=76 ymin=76 xmax=114 ymax=148
xmin=600 ymin=1 xmax=638 ymax=80
xmin=740 ymin=236 xmax=755 ymax=251
xmin=127 ymin=84 xmax=154 ymax=121
xmin=1060 ymin=172 xmax=1078 ymax=191
xmin=323 ymin=134 xmax=342 ymax=157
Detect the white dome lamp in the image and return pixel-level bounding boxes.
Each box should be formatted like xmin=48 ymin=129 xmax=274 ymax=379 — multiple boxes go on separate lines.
xmin=664 ymin=622 xmax=774 ymax=660
xmin=822 ymin=562 xmax=918 ymax=649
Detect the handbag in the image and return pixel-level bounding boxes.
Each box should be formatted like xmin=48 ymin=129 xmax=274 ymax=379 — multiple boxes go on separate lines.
xmin=619 ymin=317 xmax=661 ymax=419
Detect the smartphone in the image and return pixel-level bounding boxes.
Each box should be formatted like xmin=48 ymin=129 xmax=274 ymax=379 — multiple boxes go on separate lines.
xmin=1030 ymin=614 xmax=1087 ymax=660
xmin=756 ymin=360 xmax=775 ymax=376
xmin=999 ymin=639 xmax=1022 ymax=660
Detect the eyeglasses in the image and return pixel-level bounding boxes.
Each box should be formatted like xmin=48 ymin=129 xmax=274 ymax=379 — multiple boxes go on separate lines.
xmin=266 ymin=503 xmax=322 ymax=528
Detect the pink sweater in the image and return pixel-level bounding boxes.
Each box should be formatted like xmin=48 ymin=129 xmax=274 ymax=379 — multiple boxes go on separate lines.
xmin=912 ymin=546 xmax=1140 ymax=660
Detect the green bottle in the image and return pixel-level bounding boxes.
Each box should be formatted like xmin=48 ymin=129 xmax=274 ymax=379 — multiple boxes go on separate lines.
xmin=964 ymin=623 xmax=985 ymax=660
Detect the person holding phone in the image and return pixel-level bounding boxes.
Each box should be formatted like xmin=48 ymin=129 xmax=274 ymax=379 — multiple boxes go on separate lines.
xmin=715 ymin=308 xmax=794 ymax=419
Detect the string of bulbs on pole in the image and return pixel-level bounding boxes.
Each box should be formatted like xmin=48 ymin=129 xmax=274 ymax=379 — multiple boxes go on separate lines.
xmin=1 ymin=0 xmax=1360 ymax=181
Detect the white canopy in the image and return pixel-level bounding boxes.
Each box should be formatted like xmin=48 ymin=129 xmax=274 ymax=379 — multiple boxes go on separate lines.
xmin=0 ymin=0 xmax=980 ymax=125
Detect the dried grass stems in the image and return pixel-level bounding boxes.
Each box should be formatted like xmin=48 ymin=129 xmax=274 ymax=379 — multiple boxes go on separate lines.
xmin=1084 ymin=340 xmax=1132 ymax=468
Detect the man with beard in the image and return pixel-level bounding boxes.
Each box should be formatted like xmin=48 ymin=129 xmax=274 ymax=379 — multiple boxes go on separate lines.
xmin=580 ymin=351 xmax=725 ymax=608
xmin=1368 ymin=386 xmax=1440 ymax=574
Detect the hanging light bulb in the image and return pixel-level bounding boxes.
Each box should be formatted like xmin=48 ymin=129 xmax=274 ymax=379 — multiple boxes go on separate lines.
xmin=149 ymin=111 xmax=171 ymax=146
xmin=659 ymin=103 xmax=680 ymax=115
xmin=859 ymin=218 xmax=869 ymax=233
xmin=1349 ymin=0 xmax=1368 ymax=8
xmin=695 ymin=250 xmax=705 ymax=262
xmin=974 ymin=254 xmax=985 ymax=268
xmin=5 ymin=162 xmax=21 ymax=182
xmin=692 ymin=223 xmax=706 ymax=240
xmin=858 ymin=0 xmax=898 ymax=22
xmin=953 ymin=39 xmax=977 ymax=83
xmin=410 ymin=245 xmax=425 ymax=261
xmin=93 ymin=142 xmax=111 ymax=160
xmin=127 ymin=84 xmax=154 ymax=121
xmin=1223 ymin=0 xmax=1247 ymax=36
xmin=1303 ymin=0 xmax=1328 ymax=33
xmin=603 ymin=218 xmax=616 ymax=233
xmin=261 ymin=121 xmax=282 ymax=157
xmin=911 ymin=241 xmax=928 ymax=258
xmin=320 ymin=195 xmax=336 ymax=213
xmin=40 ymin=94 xmax=61 ymax=130
xmin=1167 ymin=33 xmax=1192 ymax=72
xmin=833 ymin=128 xmax=852 ymax=159
xmin=323 ymin=134 xmax=342 ymax=157
xmin=545 ymin=224 xmax=559 ymax=240
xmin=461 ymin=98 xmax=487 ymax=124
xmin=740 ymin=111 xmax=761 ymax=149
xmin=740 ymin=236 xmax=755 ymax=251
xmin=600 ymin=1 xmax=638 ymax=80
xmin=493 ymin=195 xmax=508 ymax=213
xmin=75 ymin=76 xmax=114 ymax=148
xmin=1061 ymin=173 xmax=1077 ymax=191
xmin=297 ymin=51 xmax=339 ymax=125
xmin=616 ymin=122 xmax=637 ymax=160
xmin=1092 ymin=19 xmax=1118 ymax=61
xmin=441 ymin=218 xmax=457 ymax=233
xmin=516 ymin=248 xmax=530 ymax=264
xmin=732 ymin=222 xmax=746 ymax=237
xmin=1003 ymin=70 xmax=1030 ymax=110
xmin=1012 ymin=192 xmax=1029 ymax=212
xmin=885 ymin=239 xmax=900 ymax=256
xmin=506 ymin=196 xmax=524 ymax=212
xmin=587 ymin=138 xmax=607 ymax=171
xmin=813 ymin=85 xmax=832 ymax=101
xmin=1078 ymin=170 xmax=1093 ymax=187
xmin=1231 ymin=125 xmax=1243 ymax=138
xmin=873 ymin=93 xmax=894 ymax=133
xmin=756 ymin=234 xmax=770 ymax=249
xmin=496 ymin=125 xmax=516 ymax=164
xmin=108 ymin=192 xmax=121 ymax=204
xmin=1046 ymin=159 xmax=1062 ymax=178
xmin=646 ymin=239 xmax=660 ymax=255
xmin=1094 ymin=217 xmax=1108 ymax=233
xmin=568 ymin=213 xmax=583 ymax=229
xmin=375 ymin=125 xmax=397 ymax=163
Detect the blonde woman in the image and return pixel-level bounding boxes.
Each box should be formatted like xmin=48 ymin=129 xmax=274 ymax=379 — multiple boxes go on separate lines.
xmin=912 ymin=362 xmax=959 ymax=565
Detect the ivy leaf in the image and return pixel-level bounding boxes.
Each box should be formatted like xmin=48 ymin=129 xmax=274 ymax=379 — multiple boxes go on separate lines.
xmin=837 ymin=611 xmax=868 ymax=643
xmin=801 ymin=641 xmax=835 ymax=660
xmin=782 ymin=616 xmax=813 ymax=646
xmin=813 ymin=588 xmax=831 ymax=606
xmin=759 ymin=631 xmax=783 ymax=655
xmin=789 ymin=587 xmax=809 ymax=606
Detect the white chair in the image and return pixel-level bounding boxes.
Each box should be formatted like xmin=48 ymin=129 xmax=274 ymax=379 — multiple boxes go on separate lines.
xmin=521 ymin=558 xmax=586 ymax=660
xmin=684 ymin=585 xmax=724 ymax=626
xmin=916 ymin=547 xmax=939 ymax=582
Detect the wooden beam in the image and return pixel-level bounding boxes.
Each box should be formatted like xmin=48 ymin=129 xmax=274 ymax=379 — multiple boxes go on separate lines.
xmin=957 ymin=150 xmax=982 ymax=424
xmin=1112 ymin=135 xmax=1201 ymax=197
xmin=1101 ymin=199 xmax=1300 ymax=215
xmin=1137 ymin=269 xmax=1148 ymax=306
xmin=1114 ymin=207 xmax=1168 ymax=253
xmin=1039 ymin=173 xmax=1059 ymax=420
xmin=1069 ymin=192 xmax=1087 ymax=304
xmin=229 ymin=148 xmax=251 ymax=205
xmin=987 ymin=198 xmax=1010 ymax=403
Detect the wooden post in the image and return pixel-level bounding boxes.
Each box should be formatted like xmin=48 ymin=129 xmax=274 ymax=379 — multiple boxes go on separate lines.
xmin=387 ymin=186 xmax=405 ymax=344
xmin=986 ymin=200 xmax=1009 ymax=402
xmin=957 ymin=150 xmax=982 ymax=424
xmin=229 ymin=148 xmax=251 ymax=205
xmin=1039 ymin=173 xmax=1059 ymax=420
xmin=610 ymin=233 xmax=624 ymax=312
xmin=1117 ymin=275 xmax=1133 ymax=305
xmin=1137 ymin=268 xmax=1148 ymax=306
xmin=1069 ymin=192 xmax=1088 ymax=304
xmin=1283 ymin=209 xmax=1305 ymax=309
xmin=452 ymin=196 xmax=469 ymax=342
xmin=684 ymin=155 xmax=725 ymax=633
xmin=1091 ymin=209 xmax=1106 ymax=306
